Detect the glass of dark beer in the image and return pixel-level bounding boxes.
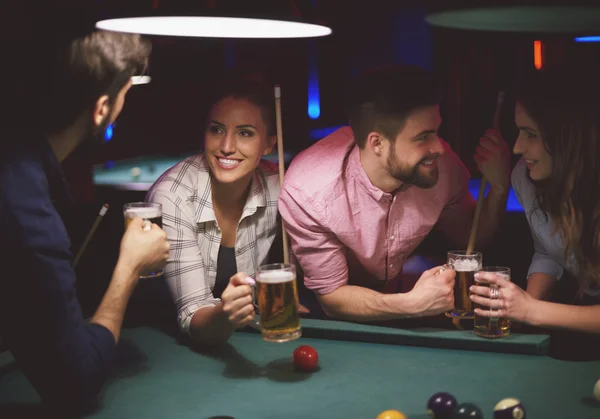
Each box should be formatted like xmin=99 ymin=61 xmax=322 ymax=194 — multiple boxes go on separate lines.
xmin=123 ymin=202 xmax=163 ymax=278
xmin=474 ymin=266 xmax=511 ymax=339
xmin=446 ymin=250 xmax=482 ymax=318
xmin=255 ymin=263 xmax=301 ymax=342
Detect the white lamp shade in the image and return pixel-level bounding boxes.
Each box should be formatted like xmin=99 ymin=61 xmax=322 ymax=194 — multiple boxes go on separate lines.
xmin=96 ymin=16 xmax=332 ymax=38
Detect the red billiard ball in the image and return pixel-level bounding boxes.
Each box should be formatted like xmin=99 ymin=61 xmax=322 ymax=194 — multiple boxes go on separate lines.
xmin=292 ymin=345 xmax=318 ymax=371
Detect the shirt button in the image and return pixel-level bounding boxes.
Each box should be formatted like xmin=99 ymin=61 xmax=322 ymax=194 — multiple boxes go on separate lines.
xmin=389 ymin=264 xmax=393 ymax=268
xmin=390 ymin=235 xmax=395 ymax=240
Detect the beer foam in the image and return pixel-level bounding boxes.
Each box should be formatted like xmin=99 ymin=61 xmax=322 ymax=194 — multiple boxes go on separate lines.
xmin=257 ymin=271 xmax=295 ymax=284
xmin=452 ymin=259 xmax=480 ymax=272
xmin=125 ymin=207 xmax=161 ymax=219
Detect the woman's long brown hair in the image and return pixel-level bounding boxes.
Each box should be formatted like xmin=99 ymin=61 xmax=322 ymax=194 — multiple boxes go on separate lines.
xmin=518 ymin=67 xmax=600 ymax=294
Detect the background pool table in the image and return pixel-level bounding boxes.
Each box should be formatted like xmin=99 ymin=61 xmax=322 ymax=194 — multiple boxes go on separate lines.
xmin=91 ymin=153 xmax=524 ymax=212
xmin=1 ymin=319 xmax=599 ymax=418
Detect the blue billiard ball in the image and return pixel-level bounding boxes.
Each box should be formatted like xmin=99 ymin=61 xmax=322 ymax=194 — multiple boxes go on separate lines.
xmin=427 ymin=392 xmax=458 ymax=419
xmin=494 ymin=398 xmax=526 ymax=419
xmin=452 ymin=403 xmax=483 ymax=419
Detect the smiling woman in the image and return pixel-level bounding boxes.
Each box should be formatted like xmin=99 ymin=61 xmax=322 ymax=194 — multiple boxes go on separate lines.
xmin=146 ymin=71 xmax=284 ymax=346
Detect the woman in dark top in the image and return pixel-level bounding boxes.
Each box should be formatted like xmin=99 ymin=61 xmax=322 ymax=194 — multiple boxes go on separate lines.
xmin=148 ymin=72 xmax=284 ymax=346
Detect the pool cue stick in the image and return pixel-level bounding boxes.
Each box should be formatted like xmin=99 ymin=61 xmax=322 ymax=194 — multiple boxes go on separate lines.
xmin=452 ymin=92 xmax=504 ymax=330
xmin=466 ymin=91 xmax=505 ymax=254
xmin=73 ymin=203 xmax=109 ymax=269
xmin=274 ymin=85 xmax=290 ymax=265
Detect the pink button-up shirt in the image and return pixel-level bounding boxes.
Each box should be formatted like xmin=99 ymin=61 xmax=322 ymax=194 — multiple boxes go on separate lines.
xmin=278 ymin=126 xmax=475 ymax=295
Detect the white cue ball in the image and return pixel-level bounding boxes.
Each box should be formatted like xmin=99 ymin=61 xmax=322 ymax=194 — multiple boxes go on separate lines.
xmin=130 ymin=167 xmax=141 ymax=178
xmin=594 ymin=379 xmax=600 ymax=401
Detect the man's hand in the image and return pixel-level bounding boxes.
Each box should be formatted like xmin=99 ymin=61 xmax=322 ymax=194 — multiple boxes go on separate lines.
xmin=408 ymin=266 xmax=455 ymax=317
xmin=119 ymin=217 xmax=169 ymax=277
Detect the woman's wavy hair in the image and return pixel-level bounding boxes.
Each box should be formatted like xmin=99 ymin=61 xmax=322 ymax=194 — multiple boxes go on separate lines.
xmin=518 ymin=66 xmax=600 ymax=293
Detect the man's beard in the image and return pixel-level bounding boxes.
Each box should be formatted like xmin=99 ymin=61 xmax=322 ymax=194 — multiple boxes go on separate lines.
xmin=387 ymin=147 xmax=440 ymax=189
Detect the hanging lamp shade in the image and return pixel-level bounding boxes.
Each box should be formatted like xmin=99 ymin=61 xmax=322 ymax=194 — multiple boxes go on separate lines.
xmin=425 ymin=3 xmax=600 ymax=34
xmin=95 ymin=0 xmax=332 ymax=39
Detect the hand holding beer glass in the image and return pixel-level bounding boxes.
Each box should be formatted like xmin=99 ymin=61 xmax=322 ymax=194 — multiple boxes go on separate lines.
xmin=446 ymin=251 xmax=482 ymax=318
xmin=123 ymin=202 xmax=165 ymax=278
xmin=472 ymin=266 xmax=512 ymax=338
xmin=254 ymin=263 xmax=302 ymax=342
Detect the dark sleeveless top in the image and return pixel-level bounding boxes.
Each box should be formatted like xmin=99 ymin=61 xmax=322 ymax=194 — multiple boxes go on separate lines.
xmin=213 ymin=246 xmax=237 ymax=299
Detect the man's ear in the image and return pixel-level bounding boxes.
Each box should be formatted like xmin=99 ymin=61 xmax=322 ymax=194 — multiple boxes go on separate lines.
xmin=365 ymin=131 xmax=385 ymax=156
xmin=93 ymin=95 xmax=110 ymax=127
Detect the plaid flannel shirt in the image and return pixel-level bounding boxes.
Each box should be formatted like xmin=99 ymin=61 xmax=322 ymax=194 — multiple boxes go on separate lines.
xmin=147 ymin=154 xmax=280 ymax=334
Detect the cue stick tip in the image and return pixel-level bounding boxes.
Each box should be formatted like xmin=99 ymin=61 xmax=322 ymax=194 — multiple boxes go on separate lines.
xmin=274 ymin=85 xmax=281 ymax=98
xmin=99 ymin=203 xmax=109 ymax=216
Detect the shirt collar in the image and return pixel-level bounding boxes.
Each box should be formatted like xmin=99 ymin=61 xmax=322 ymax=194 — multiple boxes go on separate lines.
xmin=347 ymin=144 xmax=393 ymax=203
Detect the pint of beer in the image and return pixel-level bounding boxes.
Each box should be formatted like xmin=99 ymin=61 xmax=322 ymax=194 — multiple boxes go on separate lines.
xmin=123 ymin=202 xmax=163 ymax=278
xmin=446 ymin=250 xmax=482 ymax=318
xmin=256 ymin=263 xmax=301 ymax=342
xmin=474 ymin=266 xmax=511 ymax=338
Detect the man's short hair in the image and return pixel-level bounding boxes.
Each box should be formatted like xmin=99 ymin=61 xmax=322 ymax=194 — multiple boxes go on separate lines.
xmin=345 ymin=65 xmax=443 ymax=148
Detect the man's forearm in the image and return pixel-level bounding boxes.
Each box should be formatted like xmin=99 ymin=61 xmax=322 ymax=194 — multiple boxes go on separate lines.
xmin=316 ymin=285 xmax=417 ymax=321
xmin=188 ymin=303 xmax=235 ymax=346
xmin=90 ymin=262 xmax=139 ymax=343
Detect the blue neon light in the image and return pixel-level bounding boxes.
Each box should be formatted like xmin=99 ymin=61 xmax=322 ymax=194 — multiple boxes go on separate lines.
xmin=104 ymin=123 xmax=113 ymax=141
xmin=307 ymin=41 xmax=320 ymax=120
xmin=467 ymin=180 xmax=523 ymax=212
xmin=575 ymin=36 xmax=600 ymax=42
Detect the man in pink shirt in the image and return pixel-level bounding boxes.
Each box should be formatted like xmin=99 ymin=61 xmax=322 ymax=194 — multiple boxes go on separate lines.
xmin=278 ymin=65 xmax=510 ymax=322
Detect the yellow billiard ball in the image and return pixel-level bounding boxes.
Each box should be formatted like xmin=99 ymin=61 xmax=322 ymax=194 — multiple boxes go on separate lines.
xmin=376 ymin=410 xmax=406 ymax=419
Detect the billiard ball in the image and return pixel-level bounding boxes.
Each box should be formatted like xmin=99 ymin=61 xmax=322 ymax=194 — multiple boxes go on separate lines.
xmin=292 ymin=345 xmax=318 ymax=371
xmin=452 ymin=403 xmax=483 ymax=419
xmin=376 ymin=410 xmax=406 ymax=419
xmin=130 ymin=167 xmax=141 ymax=179
xmin=594 ymin=379 xmax=600 ymax=401
xmin=427 ymin=392 xmax=458 ymax=419
xmin=494 ymin=398 xmax=526 ymax=419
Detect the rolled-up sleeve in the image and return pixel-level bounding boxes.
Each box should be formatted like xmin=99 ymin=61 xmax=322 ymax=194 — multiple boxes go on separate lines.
xmin=278 ymin=180 xmax=348 ymax=295
xmin=148 ymin=189 xmax=219 ymax=334
xmin=527 ymin=233 xmax=564 ymax=280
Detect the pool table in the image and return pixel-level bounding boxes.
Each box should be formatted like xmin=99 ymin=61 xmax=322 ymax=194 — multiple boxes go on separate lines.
xmin=91 ymin=154 xmax=524 ymax=212
xmin=1 ymin=318 xmax=599 ymax=418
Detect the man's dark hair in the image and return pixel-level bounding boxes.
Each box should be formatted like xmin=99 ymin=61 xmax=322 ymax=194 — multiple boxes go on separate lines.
xmin=41 ymin=31 xmax=151 ymax=136
xmin=345 ymin=65 xmax=443 ymax=148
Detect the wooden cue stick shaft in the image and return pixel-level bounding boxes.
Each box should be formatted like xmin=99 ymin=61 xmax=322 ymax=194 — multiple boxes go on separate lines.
xmin=73 ymin=203 xmax=109 ymax=269
xmin=274 ymin=85 xmax=290 ymax=265
xmin=466 ymin=92 xmax=505 ymax=254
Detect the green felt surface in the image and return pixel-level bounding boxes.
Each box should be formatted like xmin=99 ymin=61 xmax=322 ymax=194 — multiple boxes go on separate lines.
xmin=92 ymin=152 xmax=294 ymax=190
xmin=1 ymin=321 xmax=600 ymax=419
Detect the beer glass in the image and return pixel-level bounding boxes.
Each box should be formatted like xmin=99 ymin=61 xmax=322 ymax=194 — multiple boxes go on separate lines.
xmin=123 ymin=202 xmax=163 ymax=278
xmin=446 ymin=250 xmax=482 ymax=318
xmin=474 ymin=266 xmax=511 ymax=339
xmin=255 ymin=263 xmax=301 ymax=342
